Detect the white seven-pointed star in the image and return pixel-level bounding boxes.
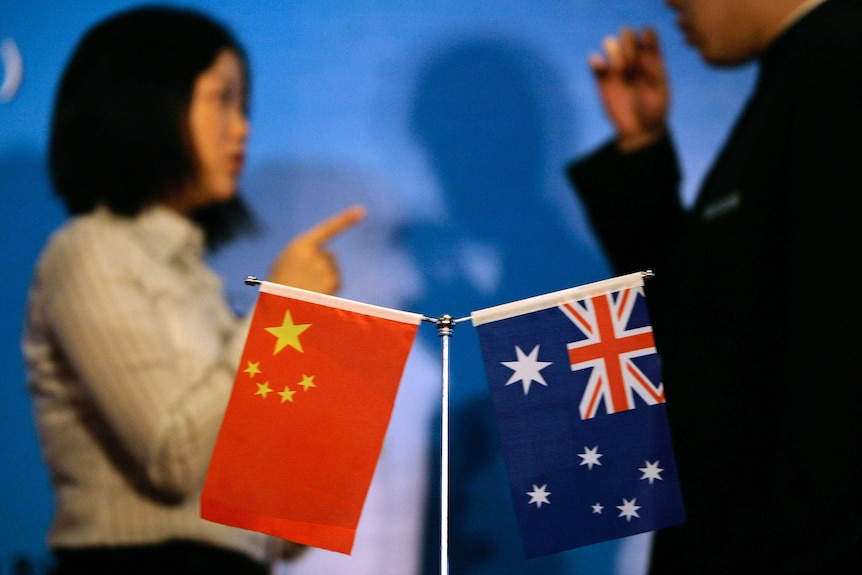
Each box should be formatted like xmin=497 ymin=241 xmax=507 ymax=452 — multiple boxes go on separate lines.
xmin=617 ymin=498 xmax=641 ymax=521
xmin=639 ymin=460 xmax=664 ymax=484
xmin=592 ymin=502 xmax=604 ymax=514
xmin=578 ymin=446 xmax=603 ymax=470
xmin=501 ymin=345 xmax=552 ymax=395
xmin=527 ymin=484 xmax=551 ymax=508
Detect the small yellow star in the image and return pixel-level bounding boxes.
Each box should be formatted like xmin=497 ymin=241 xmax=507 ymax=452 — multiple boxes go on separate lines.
xmin=265 ymin=310 xmax=311 ymax=354
xmin=278 ymin=386 xmax=297 ymax=403
xmin=298 ymin=374 xmax=316 ymax=391
xmin=255 ymin=381 xmax=273 ymax=399
xmin=243 ymin=360 xmax=262 ymax=378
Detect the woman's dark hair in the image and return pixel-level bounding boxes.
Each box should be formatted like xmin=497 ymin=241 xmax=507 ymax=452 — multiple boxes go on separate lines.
xmin=50 ymin=4 xmax=256 ymax=248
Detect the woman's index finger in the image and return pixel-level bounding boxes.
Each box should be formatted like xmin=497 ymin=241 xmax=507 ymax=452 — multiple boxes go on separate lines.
xmin=297 ymin=205 xmax=366 ymax=246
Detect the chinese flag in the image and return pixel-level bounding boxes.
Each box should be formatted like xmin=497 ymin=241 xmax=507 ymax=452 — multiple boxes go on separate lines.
xmin=201 ymin=281 xmax=422 ymax=554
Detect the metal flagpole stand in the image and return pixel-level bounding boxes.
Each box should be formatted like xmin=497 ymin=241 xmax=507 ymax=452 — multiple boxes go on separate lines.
xmin=422 ymin=313 xmax=470 ymax=575
xmin=244 ymin=271 xmax=657 ymax=571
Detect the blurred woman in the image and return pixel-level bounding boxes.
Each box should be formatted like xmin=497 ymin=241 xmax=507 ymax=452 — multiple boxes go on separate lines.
xmin=23 ymin=6 xmax=363 ymax=574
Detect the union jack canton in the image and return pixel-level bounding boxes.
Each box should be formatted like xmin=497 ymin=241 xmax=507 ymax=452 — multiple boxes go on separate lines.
xmin=561 ymin=282 xmax=665 ymax=419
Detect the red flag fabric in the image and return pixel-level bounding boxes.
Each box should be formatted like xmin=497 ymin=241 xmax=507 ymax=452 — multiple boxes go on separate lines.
xmin=201 ymin=280 xmax=422 ymax=554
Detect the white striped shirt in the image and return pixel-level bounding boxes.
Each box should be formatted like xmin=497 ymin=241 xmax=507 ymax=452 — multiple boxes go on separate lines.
xmin=23 ymin=205 xmax=272 ymax=563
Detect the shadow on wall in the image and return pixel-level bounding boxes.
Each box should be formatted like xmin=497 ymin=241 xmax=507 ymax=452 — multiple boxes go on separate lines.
xmin=400 ymin=37 xmax=614 ymax=575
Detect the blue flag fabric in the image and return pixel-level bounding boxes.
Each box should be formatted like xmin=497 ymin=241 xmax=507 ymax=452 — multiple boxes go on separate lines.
xmin=471 ymin=272 xmax=685 ymax=558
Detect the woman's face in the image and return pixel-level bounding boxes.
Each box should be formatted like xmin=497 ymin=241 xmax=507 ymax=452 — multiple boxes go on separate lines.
xmin=173 ymin=48 xmax=249 ymax=213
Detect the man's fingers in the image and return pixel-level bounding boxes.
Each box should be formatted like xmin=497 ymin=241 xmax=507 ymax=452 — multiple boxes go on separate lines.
xmin=602 ymin=35 xmax=624 ymax=71
xmin=640 ymin=27 xmax=660 ymax=54
xmin=588 ymin=52 xmax=610 ymax=76
xmin=637 ymin=27 xmax=667 ymax=81
xmin=297 ymin=204 xmax=366 ymax=247
xmin=620 ymin=27 xmax=637 ymax=62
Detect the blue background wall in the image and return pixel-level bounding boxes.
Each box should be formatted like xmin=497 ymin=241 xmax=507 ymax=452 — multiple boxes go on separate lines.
xmin=1 ymin=1 xmax=755 ymax=573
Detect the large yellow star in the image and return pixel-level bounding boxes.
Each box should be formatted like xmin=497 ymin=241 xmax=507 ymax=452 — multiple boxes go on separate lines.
xmin=265 ymin=310 xmax=311 ymax=354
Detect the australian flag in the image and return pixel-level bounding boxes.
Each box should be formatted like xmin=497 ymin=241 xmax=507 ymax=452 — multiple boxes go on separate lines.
xmin=471 ymin=272 xmax=685 ymax=558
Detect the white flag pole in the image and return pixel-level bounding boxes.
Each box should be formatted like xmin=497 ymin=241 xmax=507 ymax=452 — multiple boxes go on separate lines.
xmin=424 ymin=313 xmax=470 ymax=575
xmin=427 ymin=314 xmax=453 ymax=575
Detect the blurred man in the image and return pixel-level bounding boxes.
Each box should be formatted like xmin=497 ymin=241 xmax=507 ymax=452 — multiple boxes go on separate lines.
xmin=567 ymin=1 xmax=862 ymax=573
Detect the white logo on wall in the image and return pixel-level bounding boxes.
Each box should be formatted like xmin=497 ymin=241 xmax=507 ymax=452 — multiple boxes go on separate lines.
xmin=1 ymin=38 xmax=23 ymax=102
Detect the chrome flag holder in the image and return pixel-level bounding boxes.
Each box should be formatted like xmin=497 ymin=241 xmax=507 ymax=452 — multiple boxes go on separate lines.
xmin=422 ymin=313 xmax=470 ymax=575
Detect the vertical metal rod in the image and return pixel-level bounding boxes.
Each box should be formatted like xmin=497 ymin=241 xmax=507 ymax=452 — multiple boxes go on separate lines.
xmin=435 ymin=314 xmax=455 ymax=575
